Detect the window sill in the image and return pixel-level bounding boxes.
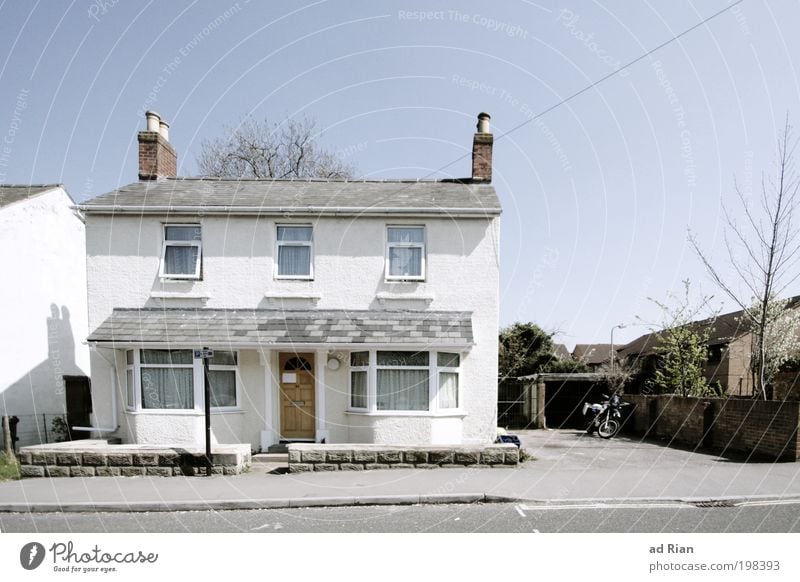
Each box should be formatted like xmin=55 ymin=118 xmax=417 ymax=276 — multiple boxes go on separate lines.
xmin=384 ymin=277 xmax=425 ymax=284
xmin=210 ymin=408 xmax=244 ymax=414
xmin=376 ymin=292 xmax=434 ymax=306
xmin=264 ymin=292 xmax=321 ymax=306
xmin=124 ymin=409 xmax=203 ymax=416
xmin=344 ymin=410 xmax=467 ymax=418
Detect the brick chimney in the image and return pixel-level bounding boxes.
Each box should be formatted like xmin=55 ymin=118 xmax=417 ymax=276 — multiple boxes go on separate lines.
xmin=471 ymin=112 xmax=493 ymax=182
xmin=138 ymin=111 xmax=177 ymax=180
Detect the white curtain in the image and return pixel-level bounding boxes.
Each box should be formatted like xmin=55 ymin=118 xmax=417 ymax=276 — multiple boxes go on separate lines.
xmin=209 ymin=370 xmax=236 ymax=408
xmin=165 ymin=245 xmax=199 ymax=275
xmin=438 ymin=372 xmax=458 ymax=409
xmin=140 ymin=350 xmax=193 ymax=409
xmin=351 ymin=370 xmax=367 ymax=408
xmin=278 ymin=246 xmax=311 ymax=276
xmin=377 ymin=369 xmax=429 ymax=410
xmin=389 ymin=247 xmax=422 ymax=277
xmin=387 ymin=227 xmax=423 ymax=243
xmin=141 ymin=368 xmax=193 ymax=409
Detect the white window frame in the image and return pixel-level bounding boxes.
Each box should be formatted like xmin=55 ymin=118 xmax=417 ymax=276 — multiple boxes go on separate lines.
xmin=349 ymin=351 xmax=369 ymax=411
xmin=347 ymin=349 xmax=463 ymax=414
xmin=385 ymin=225 xmax=426 ymax=282
xmin=124 ymin=348 xmax=240 ymax=413
xmin=159 ymin=224 xmax=202 ymax=280
xmin=208 ymin=351 xmax=241 ymax=412
xmin=125 ymin=350 xmax=137 ymax=411
xmin=436 ymin=352 xmax=461 ymax=410
xmin=275 ymin=224 xmax=314 ymax=280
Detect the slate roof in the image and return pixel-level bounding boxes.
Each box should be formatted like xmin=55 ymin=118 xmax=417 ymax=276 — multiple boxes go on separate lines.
xmin=552 ymin=343 xmax=571 ymax=359
xmin=0 ymin=184 xmax=62 ymax=209
xmin=76 ymin=178 xmax=501 ymax=216
xmin=572 ymin=344 xmax=612 ymax=365
xmin=88 ymin=308 xmax=474 ymax=347
xmin=618 ymin=295 xmax=800 ymax=357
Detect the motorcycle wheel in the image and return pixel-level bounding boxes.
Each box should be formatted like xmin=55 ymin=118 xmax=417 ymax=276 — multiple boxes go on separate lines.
xmin=597 ymin=418 xmax=620 ymax=439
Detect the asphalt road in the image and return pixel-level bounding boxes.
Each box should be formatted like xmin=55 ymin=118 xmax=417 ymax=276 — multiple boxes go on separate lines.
xmin=2 ymin=500 xmax=800 ymax=533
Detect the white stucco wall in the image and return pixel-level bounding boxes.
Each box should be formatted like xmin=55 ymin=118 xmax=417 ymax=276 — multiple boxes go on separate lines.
xmin=85 ymin=211 xmax=499 ymax=447
xmin=0 ymin=188 xmax=90 ymax=432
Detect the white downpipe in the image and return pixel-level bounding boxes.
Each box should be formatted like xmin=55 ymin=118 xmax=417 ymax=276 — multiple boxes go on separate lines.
xmin=71 ymin=345 xmax=119 ymax=433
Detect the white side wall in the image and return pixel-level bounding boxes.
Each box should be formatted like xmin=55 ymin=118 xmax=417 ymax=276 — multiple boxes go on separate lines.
xmin=0 ymin=189 xmax=90 ymax=429
xmin=86 ymin=213 xmax=499 ymax=447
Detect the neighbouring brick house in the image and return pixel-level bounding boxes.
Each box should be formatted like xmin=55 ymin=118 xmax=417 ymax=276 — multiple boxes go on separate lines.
xmin=76 ymin=111 xmax=501 ymax=452
xmin=619 ymin=298 xmax=800 ymax=398
xmin=572 ymin=343 xmax=613 ymax=371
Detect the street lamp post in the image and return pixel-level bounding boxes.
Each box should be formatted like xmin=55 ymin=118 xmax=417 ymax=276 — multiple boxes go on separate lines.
xmin=610 ymin=323 xmax=626 ymax=374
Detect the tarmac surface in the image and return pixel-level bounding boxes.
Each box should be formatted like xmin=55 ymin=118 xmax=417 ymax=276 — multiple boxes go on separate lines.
xmin=2 ymin=429 xmax=799 ymax=513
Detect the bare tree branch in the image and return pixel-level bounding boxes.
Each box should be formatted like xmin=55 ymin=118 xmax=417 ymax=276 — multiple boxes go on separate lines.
xmin=197 ymin=115 xmax=355 ymax=180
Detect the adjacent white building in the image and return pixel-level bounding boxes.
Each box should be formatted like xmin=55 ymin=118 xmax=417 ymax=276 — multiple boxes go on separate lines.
xmin=78 ymin=112 xmax=501 ymax=451
xmin=0 ymin=184 xmax=90 ymax=446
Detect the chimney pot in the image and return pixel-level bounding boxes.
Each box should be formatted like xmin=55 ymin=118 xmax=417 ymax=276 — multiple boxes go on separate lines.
xmin=477 ymin=112 xmax=491 ymax=134
xmin=139 ymin=111 xmax=177 ymax=180
xmin=471 ymin=112 xmax=493 ymax=182
xmin=159 ymin=120 xmax=169 ymax=141
xmin=145 ymin=110 xmax=161 ymax=132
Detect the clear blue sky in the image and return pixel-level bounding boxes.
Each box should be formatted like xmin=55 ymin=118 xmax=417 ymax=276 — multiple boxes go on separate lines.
xmin=2 ymin=0 xmax=799 ymax=348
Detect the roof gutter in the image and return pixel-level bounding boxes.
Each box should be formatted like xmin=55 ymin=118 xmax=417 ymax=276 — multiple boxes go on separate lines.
xmin=73 ymin=205 xmax=501 ymax=218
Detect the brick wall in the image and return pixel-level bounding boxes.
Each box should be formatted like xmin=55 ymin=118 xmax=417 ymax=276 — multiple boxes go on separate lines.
xmin=138 ymin=131 xmax=177 ymax=180
xmin=773 ymin=371 xmax=800 ymax=401
xmin=624 ymin=394 xmax=800 ymax=461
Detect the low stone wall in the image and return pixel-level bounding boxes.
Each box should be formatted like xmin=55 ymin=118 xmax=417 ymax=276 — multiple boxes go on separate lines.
xmin=288 ymin=443 xmax=519 ymax=472
xmin=17 ymin=441 xmax=251 ymax=478
xmin=624 ymin=394 xmax=800 ymax=461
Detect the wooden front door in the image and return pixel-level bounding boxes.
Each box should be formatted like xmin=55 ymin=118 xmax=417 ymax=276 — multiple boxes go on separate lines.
xmin=279 ymin=353 xmax=316 ymax=439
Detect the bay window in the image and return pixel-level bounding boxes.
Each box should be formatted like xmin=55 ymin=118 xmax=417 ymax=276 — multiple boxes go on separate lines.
xmin=125 ymin=349 xmax=239 ymax=411
xmin=376 ymin=351 xmax=429 ymax=411
xmin=348 ymin=350 xmax=462 ymax=413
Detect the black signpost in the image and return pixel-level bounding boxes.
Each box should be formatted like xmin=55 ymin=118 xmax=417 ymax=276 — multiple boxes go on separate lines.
xmin=194 ymin=348 xmax=214 ymax=477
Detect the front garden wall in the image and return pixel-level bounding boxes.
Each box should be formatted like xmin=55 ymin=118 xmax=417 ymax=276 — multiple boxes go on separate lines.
xmin=625 ymin=394 xmax=800 ymax=461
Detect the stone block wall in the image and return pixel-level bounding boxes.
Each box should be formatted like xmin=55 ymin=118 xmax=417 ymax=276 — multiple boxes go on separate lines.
xmin=18 ymin=445 xmax=250 ymax=478
xmin=624 ymin=394 xmax=800 ymax=461
xmin=288 ymin=444 xmax=519 ymax=473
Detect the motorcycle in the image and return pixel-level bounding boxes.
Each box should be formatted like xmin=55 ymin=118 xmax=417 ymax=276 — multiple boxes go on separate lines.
xmin=582 ymin=392 xmax=630 ymax=439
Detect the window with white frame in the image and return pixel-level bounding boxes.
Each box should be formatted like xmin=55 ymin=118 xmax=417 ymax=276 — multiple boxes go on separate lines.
xmin=348 ymin=350 xmax=461 ymax=413
xmin=140 ymin=349 xmax=194 ymax=409
xmin=208 ymin=351 xmax=238 ymax=408
xmin=125 ymin=349 xmax=239 ymax=411
xmin=276 ymin=225 xmax=313 ymax=278
xmin=437 ymin=352 xmax=460 ymax=409
xmin=350 ymin=351 xmax=369 ymax=410
xmin=160 ymin=224 xmax=202 ymax=279
xmin=386 ymin=226 xmax=425 ymax=280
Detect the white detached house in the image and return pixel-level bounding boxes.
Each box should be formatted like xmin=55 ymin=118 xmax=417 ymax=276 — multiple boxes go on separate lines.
xmin=78 ymin=112 xmax=501 ymax=451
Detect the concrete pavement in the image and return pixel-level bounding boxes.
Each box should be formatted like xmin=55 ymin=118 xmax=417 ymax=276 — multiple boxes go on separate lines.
xmin=2 ymin=430 xmax=800 ymax=512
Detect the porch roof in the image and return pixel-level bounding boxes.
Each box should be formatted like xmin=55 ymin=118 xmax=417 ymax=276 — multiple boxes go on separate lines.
xmin=87 ymin=308 xmax=474 ymax=347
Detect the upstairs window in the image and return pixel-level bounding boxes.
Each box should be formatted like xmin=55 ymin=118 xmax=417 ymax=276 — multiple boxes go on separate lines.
xmin=277 ymin=225 xmax=313 ymax=279
xmin=386 ymin=226 xmax=425 ymax=281
xmin=160 ymin=224 xmax=202 ymax=279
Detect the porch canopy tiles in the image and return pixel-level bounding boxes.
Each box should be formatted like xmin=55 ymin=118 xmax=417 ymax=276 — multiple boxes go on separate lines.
xmin=87 ymin=308 xmax=474 ymax=347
